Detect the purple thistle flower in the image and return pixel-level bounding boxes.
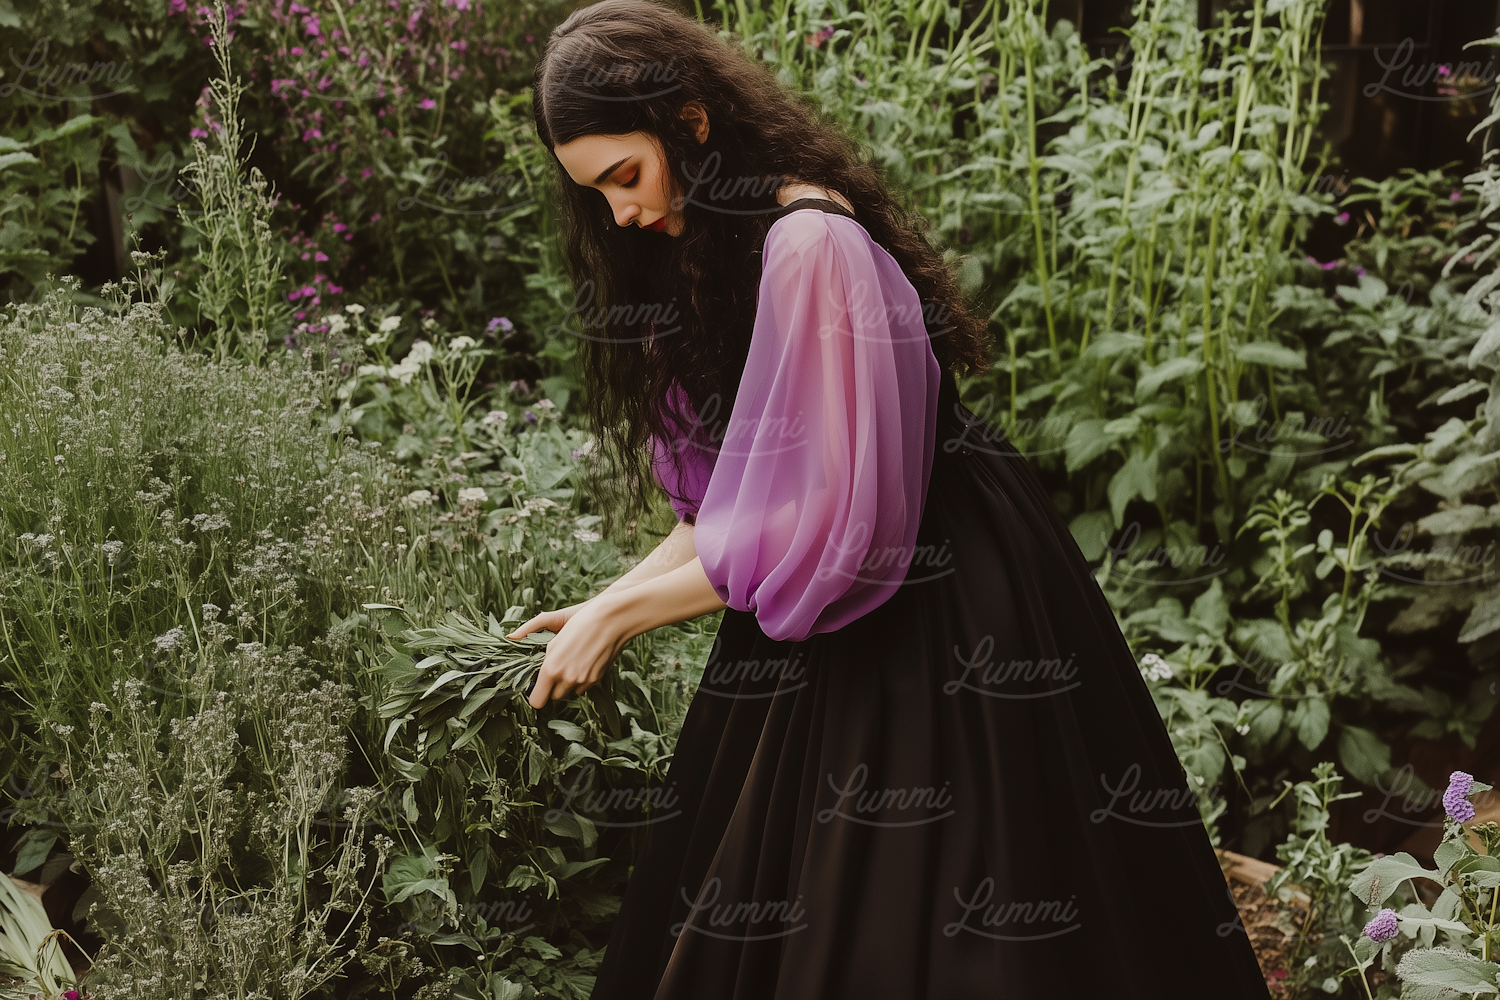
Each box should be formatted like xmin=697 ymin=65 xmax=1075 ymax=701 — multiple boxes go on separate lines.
xmin=1362 ymin=907 xmax=1398 ymax=944
xmin=1444 ymin=770 xmax=1476 ymax=823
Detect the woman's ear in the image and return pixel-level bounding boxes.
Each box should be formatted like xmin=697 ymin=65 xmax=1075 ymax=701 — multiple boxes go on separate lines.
xmin=680 ymin=100 xmax=710 ymax=144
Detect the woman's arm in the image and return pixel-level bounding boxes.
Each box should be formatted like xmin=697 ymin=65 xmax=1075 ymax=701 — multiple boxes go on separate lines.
xmin=505 ymin=517 xmax=699 ymax=642
xmin=594 ymin=519 xmax=699 ymax=597
xmin=522 ymin=556 xmax=727 ymax=709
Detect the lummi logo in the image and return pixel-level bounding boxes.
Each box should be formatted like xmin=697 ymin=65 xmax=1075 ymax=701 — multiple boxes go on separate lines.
xmin=669 ymin=877 xmax=810 ymax=941
xmin=942 ymin=878 xmax=1082 ymax=941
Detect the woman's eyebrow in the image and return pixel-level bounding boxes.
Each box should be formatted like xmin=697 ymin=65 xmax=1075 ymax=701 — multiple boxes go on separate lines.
xmin=594 ymin=157 xmax=630 ymax=185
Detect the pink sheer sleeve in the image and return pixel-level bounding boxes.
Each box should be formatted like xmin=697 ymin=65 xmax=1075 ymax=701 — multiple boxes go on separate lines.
xmin=648 ymin=380 xmax=717 ymax=523
xmin=692 ymin=210 xmax=942 ymax=642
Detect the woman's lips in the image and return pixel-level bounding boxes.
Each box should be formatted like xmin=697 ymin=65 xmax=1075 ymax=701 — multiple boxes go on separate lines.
xmin=647 ymin=217 xmax=668 ymax=232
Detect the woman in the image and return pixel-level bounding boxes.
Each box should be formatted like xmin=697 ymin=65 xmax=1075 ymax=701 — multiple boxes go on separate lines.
xmin=506 ymin=1 xmax=1269 ymax=996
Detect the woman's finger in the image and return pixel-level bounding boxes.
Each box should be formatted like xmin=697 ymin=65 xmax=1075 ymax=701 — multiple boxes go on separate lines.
xmin=508 ymin=611 xmax=559 ymax=639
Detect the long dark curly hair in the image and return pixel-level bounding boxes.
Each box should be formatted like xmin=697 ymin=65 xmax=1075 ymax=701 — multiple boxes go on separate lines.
xmin=531 ymin=0 xmax=993 ymax=533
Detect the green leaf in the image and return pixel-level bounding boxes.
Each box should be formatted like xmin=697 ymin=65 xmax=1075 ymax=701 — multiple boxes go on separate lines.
xmin=1338 ymin=724 xmax=1392 ymax=786
xmin=1393 ymin=945 xmax=1500 ymax=994
xmin=1234 ymin=341 xmax=1306 ymax=370
xmin=1135 ymin=356 xmax=1203 ymax=402
xmin=1349 ymin=852 xmax=1442 ymax=906
xmin=0 ymin=151 xmax=39 ymax=172
xmin=1296 ymin=697 xmax=1330 ymax=751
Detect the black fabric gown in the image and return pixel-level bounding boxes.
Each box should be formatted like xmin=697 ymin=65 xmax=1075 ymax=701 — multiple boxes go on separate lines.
xmin=588 ymin=199 xmax=1267 ymax=999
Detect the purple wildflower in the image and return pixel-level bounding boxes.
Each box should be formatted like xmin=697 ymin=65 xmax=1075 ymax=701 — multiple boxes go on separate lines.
xmin=1335 ymin=212 xmax=1350 ymax=225
xmin=1362 ymin=908 xmax=1398 ymax=944
xmin=524 ymin=410 xmax=538 ymax=425
xmin=1451 ymin=190 xmax=1464 ymax=203
xmin=487 ymin=316 xmax=514 ymax=333
xmin=1444 ymin=770 xmax=1476 ymax=823
xmin=418 ymin=98 xmax=437 ymax=110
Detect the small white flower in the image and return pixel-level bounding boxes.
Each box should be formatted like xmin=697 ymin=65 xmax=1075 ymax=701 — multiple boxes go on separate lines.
xmin=1192 ymin=774 xmax=1205 ymax=787
xmin=387 ymin=360 xmax=421 ymax=385
xmin=191 ymin=513 xmax=230 ymax=532
xmin=326 ymin=314 xmax=349 ymax=336
xmin=402 ymin=489 xmax=435 ymax=508
xmin=406 ymin=340 xmax=435 ymax=366
xmin=1138 ymin=652 xmax=1173 ymax=682
xmin=572 ymin=529 xmax=601 ymax=543
xmin=1235 ymin=723 xmax=1250 ymax=735
xmin=449 ymin=335 xmax=477 ymax=352
xmin=357 ymin=364 xmax=389 ymax=378
xmin=365 ymin=331 xmax=391 ymax=347
xmin=482 ymin=410 xmax=508 ymax=426
xmin=153 ymin=626 xmax=187 ymax=652
xmin=457 ymin=487 xmax=488 ymax=504
xmin=379 ymin=315 xmax=402 ymax=333
xmin=534 ymin=398 xmax=555 ymax=410
xmin=345 ymin=303 xmax=366 ymax=315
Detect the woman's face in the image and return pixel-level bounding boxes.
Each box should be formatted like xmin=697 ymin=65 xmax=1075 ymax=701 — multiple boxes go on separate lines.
xmin=552 ymin=104 xmax=708 ymax=238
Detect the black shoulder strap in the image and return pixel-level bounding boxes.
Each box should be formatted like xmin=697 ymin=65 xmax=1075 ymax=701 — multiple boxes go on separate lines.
xmin=763 ymin=196 xmax=856 ymax=225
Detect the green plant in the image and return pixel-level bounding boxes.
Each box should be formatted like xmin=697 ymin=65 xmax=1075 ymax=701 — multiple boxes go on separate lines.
xmin=1343 ymin=773 xmax=1500 ymax=999
xmin=0 ymin=871 xmax=76 ymax=999
xmin=176 ymin=1 xmax=295 ymax=363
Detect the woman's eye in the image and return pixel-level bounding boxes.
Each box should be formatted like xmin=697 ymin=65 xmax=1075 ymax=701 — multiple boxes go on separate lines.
xmin=622 ymin=172 xmax=639 ymax=188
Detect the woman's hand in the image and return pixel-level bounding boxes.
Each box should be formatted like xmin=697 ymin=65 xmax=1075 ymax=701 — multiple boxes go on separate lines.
xmin=512 ymin=596 xmax=631 ymax=710
xmin=506 ymin=602 xmax=587 ymax=642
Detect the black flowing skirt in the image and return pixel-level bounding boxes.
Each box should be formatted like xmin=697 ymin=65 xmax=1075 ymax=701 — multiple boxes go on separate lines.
xmin=589 ymin=370 xmax=1267 ymax=999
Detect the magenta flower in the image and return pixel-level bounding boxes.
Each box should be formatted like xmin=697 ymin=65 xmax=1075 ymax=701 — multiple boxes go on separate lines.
xmin=487 ymin=316 xmax=513 ymax=333
xmin=418 ymin=98 xmax=437 ymax=110
xmin=1444 ymin=770 xmax=1476 ymax=823
xmin=1363 ymin=908 xmax=1398 ymax=944
xmin=1452 ymin=190 xmax=1464 ymax=202
xmin=1438 ymin=65 xmax=1452 ymax=77
xmin=304 ymin=15 xmax=320 ymax=36
xmin=332 ymin=222 xmax=347 ymax=233
xmin=314 ymin=251 xmax=329 ymax=262
xmin=1335 ymin=212 xmax=1350 ymax=224
xmin=369 ymin=213 xmax=382 ymax=222
xmin=290 ymin=46 xmax=304 ymax=55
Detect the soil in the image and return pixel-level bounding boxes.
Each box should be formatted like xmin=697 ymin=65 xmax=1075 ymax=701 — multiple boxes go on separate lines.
xmin=1218 ymin=848 xmax=1392 ymax=997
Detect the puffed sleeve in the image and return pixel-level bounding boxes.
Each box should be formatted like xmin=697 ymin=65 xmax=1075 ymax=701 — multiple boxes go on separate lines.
xmin=692 ymin=211 xmax=942 ymax=641
xmin=648 ymin=379 xmax=717 ymax=524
